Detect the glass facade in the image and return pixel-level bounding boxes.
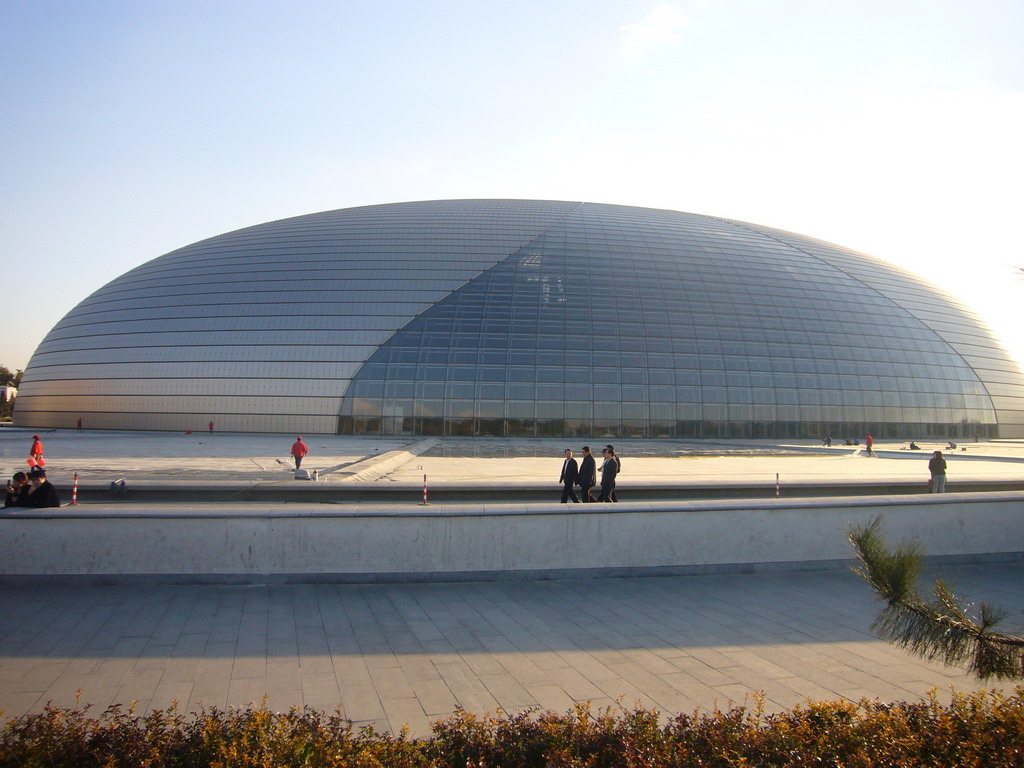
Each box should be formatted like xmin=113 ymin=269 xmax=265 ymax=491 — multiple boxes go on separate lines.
xmin=15 ymin=200 xmax=1024 ymax=438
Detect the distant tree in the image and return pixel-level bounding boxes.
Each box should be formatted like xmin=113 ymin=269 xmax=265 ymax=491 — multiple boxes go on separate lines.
xmin=0 ymin=365 xmax=22 ymax=387
xmin=0 ymin=366 xmax=19 ymax=420
xmin=849 ymin=516 xmax=1024 ymax=680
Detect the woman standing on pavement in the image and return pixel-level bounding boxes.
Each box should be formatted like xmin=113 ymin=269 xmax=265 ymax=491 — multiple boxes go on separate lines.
xmin=928 ymin=450 xmax=947 ymax=493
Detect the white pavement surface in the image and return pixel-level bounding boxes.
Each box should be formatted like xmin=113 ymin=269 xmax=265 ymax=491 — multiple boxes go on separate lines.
xmin=0 ymin=565 xmax=1019 ymax=736
xmin=3 ymin=427 xmax=1024 ymax=490
xmin=2 ymin=426 xmax=1022 ymax=735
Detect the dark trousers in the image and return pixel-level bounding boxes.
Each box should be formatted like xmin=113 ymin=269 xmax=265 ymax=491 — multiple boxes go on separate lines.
xmin=598 ymin=483 xmax=616 ymax=502
xmin=561 ymin=482 xmax=580 ymax=503
xmin=294 ymin=456 xmax=303 ymax=469
xmin=581 ymin=484 xmax=596 ymax=502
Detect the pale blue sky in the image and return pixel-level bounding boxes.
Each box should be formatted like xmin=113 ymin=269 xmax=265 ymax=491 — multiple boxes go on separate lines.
xmin=2 ymin=0 xmax=1023 ymax=371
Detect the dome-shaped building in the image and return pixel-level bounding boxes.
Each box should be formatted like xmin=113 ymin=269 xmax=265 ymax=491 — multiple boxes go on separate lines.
xmin=15 ymin=200 xmax=1024 ymax=438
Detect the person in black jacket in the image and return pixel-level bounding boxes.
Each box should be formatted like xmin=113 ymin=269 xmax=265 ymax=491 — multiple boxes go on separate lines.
xmin=558 ymin=449 xmax=580 ymax=503
xmin=27 ymin=469 xmax=61 ymax=508
xmin=605 ymin=445 xmax=621 ymax=478
xmin=597 ymin=446 xmax=619 ymax=502
xmin=4 ymin=472 xmax=31 ymax=508
xmin=577 ymin=445 xmax=597 ymax=502
xmin=928 ymin=450 xmax=947 ymax=493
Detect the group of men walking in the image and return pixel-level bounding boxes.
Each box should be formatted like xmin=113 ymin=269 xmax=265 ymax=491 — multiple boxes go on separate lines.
xmin=559 ymin=444 xmax=620 ymax=503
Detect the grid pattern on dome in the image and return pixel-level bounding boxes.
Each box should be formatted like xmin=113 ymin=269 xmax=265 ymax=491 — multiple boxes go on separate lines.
xmin=339 ymin=203 xmax=998 ymax=439
xmin=16 ymin=201 xmax=578 ymax=432
xmin=14 ymin=200 xmax=1020 ymax=437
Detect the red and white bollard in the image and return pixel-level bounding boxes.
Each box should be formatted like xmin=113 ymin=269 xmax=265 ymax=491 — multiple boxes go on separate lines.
xmin=775 ymin=472 xmax=780 ymax=498
xmin=421 ymin=474 xmax=430 ymax=506
xmin=71 ymin=472 xmax=79 ymax=505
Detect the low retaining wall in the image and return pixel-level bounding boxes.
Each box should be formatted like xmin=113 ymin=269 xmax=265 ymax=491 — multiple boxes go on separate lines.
xmin=1 ymin=492 xmax=1022 ymax=583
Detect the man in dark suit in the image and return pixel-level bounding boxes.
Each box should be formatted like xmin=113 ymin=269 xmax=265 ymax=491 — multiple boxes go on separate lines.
xmin=605 ymin=444 xmax=620 ymax=502
xmin=577 ymin=445 xmax=597 ymax=502
xmin=559 ymin=448 xmax=580 ymax=503
xmin=597 ymin=446 xmax=619 ymax=502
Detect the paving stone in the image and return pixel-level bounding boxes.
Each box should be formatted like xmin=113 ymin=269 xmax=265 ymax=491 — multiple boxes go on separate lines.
xmin=160 ymin=656 xmax=201 ymax=684
xmin=665 ymin=656 xmax=738 ymax=687
xmin=0 ymin=564 xmax=1020 ymax=733
xmin=450 ymin=689 xmax=502 ymax=717
xmin=478 ymin=673 xmax=536 ymax=711
xmin=149 ymin=680 xmax=195 ymax=712
xmin=369 ymin=665 xmax=415 ymax=700
xmin=188 ymin=680 xmax=230 ymax=711
xmin=0 ymin=690 xmax=42 ymax=713
xmin=458 ymin=652 xmax=508 ymax=677
xmin=231 ymin=656 xmax=267 ymax=680
xmin=299 ymin=675 xmax=341 ymax=712
xmin=338 ymin=683 xmax=385 ymax=722
xmin=526 ymin=683 xmax=576 ymax=714
xmin=361 ymin=644 xmax=400 ymax=669
xmin=411 ymin=678 xmax=459 ymax=716
xmin=772 ymin=675 xmax=839 ymax=702
xmin=719 ymin=649 xmax=795 ymax=679
xmin=332 ymin=655 xmax=373 ymax=686
xmin=114 ymin=667 xmax=164 ymax=706
xmin=539 ymin=666 xmax=607 ymax=700
xmin=225 ymin=677 xmax=269 ymax=709
xmin=298 ymin=653 xmax=335 ymax=676
xmin=396 ymin=654 xmax=442 ymax=683
xmin=708 ymin=683 xmax=758 ymax=709
xmin=381 ymin=696 xmax=431 ymax=737
xmin=660 ymin=671 xmax=730 ymax=704
xmin=593 ymin=677 xmax=660 ymax=711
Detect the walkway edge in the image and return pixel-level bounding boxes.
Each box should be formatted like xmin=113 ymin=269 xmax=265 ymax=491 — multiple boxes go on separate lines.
xmin=2 ymin=493 xmax=1021 ymax=583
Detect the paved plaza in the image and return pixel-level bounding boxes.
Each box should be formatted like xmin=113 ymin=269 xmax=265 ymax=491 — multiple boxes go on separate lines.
xmin=3 ymin=427 xmax=1024 ymax=492
xmin=1 ymin=426 xmax=1022 ymax=735
xmin=1 ymin=564 xmax=1020 ymax=736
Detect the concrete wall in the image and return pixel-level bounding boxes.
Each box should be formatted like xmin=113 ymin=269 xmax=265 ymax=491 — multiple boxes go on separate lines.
xmin=1 ymin=492 xmax=1022 ymax=582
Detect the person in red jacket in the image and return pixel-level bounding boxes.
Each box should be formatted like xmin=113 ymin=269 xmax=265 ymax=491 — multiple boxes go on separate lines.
xmin=291 ymin=436 xmax=309 ymax=469
xmin=865 ymin=432 xmax=874 ymax=457
xmin=29 ymin=435 xmax=44 ymax=465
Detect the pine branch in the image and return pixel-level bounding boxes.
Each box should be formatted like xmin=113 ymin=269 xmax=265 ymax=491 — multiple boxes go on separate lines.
xmin=848 ymin=516 xmax=1024 ymax=680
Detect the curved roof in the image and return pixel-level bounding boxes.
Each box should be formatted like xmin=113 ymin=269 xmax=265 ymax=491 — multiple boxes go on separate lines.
xmin=15 ymin=200 xmax=1024 ymax=437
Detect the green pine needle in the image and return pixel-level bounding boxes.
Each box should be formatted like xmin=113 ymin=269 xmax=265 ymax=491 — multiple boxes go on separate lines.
xmin=848 ymin=515 xmax=1024 ymax=680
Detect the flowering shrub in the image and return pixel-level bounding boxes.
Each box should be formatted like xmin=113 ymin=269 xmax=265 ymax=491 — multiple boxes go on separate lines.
xmin=2 ymin=688 xmax=1023 ymax=767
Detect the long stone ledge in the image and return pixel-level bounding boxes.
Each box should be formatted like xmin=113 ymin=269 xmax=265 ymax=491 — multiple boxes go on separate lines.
xmin=2 ymin=492 xmax=1021 ymax=583
xmin=49 ymin=478 xmax=1024 ymax=505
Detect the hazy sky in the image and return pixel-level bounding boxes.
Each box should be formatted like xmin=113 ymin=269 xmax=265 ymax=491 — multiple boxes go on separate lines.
xmin=2 ymin=0 xmax=1022 ymax=372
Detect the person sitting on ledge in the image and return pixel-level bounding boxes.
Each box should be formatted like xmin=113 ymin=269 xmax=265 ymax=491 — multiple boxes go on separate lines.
xmin=27 ymin=468 xmax=61 ymax=508
xmin=4 ymin=472 xmax=30 ymax=508
xmin=909 ymin=441 xmax=920 ymax=450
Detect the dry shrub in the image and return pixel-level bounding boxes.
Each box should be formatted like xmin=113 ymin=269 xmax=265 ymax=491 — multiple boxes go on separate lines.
xmin=2 ymin=688 xmax=1023 ymax=767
